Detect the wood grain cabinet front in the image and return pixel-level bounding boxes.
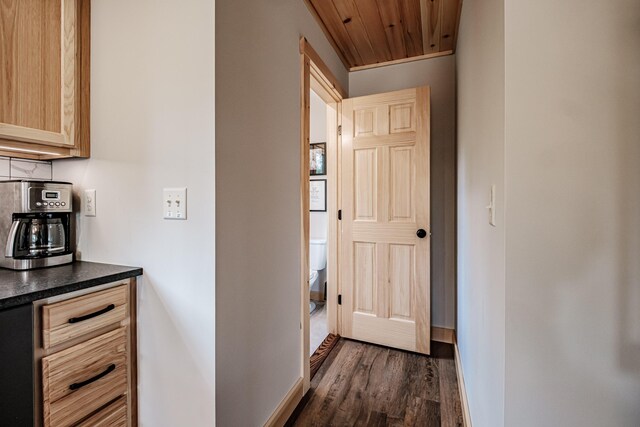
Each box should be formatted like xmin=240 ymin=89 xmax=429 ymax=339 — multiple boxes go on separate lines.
xmin=42 ymin=285 xmax=128 ymax=350
xmin=0 ymin=0 xmax=90 ymax=160
xmin=42 ymin=328 xmax=128 ymax=427
xmin=75 ymin=396 xmax=128 ymax=427
xmin=35 ymin=279 xmax=138 ymax=427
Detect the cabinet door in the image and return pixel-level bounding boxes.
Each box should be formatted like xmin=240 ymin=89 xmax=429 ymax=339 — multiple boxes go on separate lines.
xmin=42 ymin=327 xmax=128 ymax=427
xmin=42 ymin=285 xmax=129 ymax=349
xmin=0 ymin=0 xmax=89 ymax=159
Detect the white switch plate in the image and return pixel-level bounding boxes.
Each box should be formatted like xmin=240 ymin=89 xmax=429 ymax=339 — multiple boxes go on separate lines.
xmin=163 ymin=187 xmax=187 ymax=220
xmin=84 ymin=189 xmax=96 ymax=217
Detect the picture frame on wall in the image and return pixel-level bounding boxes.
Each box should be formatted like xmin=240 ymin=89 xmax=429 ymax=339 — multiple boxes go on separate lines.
xmin=310 ymin=179 xmax=327 ymax=212
xmin=310 ymin=142 xmax=326 ymax=176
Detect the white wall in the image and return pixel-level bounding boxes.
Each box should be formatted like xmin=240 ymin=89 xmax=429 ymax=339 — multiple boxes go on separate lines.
xmin=349 ymin=56 xmax=457 ymax=329
xmin=53 ymin=1 xmax=215 ymax=425
xmin=310 ymin=90 xmax=327 ymax=241
xmin=458 ymin=0 xmax=640 ymax=425
xmin=504 ymin=0 xmax=640 ymax=425
xmin=455 ymin=0 xmax=506 ymax=425
xmin=215 ymin=0 xmax=348 ymax=424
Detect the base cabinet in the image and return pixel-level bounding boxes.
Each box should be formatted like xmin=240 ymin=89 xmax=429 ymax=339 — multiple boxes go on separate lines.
xmin=35 ymin=280 xmax=137 ymax=427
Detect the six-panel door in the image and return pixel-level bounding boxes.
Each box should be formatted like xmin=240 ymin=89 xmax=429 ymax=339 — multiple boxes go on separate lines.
xmin=341 ymin=87 xmax=431 ymax=354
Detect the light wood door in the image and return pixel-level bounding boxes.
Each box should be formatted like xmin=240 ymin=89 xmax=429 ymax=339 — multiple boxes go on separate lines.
xmin=0 ymin=0 xmax=90 ymax=159
xmin=341 ymin=86 xmax=431 ymax=354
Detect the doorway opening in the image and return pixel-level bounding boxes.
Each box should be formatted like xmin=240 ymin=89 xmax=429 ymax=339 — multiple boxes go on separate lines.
xmin=309 ymin=88 xmax=329 ymax=355
xmin=300 ymin=38 xmax=345 ymax=393
xmin=296 ymin=40 xmax=434 ymax=425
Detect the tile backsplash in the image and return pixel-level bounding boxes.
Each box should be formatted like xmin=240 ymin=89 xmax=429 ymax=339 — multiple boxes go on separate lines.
xmin=0 ymin=157 xmax=53 ymax=181
xmin=0 ymin=157 xmax=8 ymax=177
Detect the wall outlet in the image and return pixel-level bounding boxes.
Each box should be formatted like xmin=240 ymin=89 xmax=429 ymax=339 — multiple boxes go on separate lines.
xmin=163 ymin=187 xmax=187 ymax=220
xmin=84 ymin=189 xmax=96 ymax=217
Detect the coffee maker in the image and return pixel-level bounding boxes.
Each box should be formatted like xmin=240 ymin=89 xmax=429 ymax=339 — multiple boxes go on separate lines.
xmin=0 ymin=181 xmax=73 ymax=270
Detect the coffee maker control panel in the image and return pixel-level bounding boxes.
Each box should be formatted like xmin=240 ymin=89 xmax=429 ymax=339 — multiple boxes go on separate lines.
xmin=27 ymin=184 xmax=72 ymax=212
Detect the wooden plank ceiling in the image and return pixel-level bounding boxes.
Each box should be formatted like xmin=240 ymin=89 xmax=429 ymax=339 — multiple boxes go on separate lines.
xmin=305 ymin=0 xmax=462 ymax=71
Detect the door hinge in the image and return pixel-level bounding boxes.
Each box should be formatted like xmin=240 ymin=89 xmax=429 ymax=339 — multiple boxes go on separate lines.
xmin=338 ymin=209 xmax=342 ymax=220
xmin=338 ymin=125 xmax=342 ymax=136
xmin=338 ymin=294 xmax=342 ymax=305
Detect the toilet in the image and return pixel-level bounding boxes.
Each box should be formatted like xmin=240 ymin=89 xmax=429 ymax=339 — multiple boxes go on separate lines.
xmin=309 ymin=239 xmax=327 ymax=311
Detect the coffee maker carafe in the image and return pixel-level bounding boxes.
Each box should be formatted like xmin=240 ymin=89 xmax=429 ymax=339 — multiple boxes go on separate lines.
xmin=0 ymin=181 xmax=73 ymax=270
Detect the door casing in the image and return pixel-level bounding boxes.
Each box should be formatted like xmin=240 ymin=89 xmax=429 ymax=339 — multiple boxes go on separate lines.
xmin=299 ymin=38 xmax=345 ymax=394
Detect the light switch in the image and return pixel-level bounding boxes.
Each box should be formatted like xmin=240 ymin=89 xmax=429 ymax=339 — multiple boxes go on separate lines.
xmin=84 ymin=189 xmax=96 ymax=217
xmin=487 ymin=185 xmax=496 ymax=226
xmin=163 ymin=187 xmax=187 ymax=220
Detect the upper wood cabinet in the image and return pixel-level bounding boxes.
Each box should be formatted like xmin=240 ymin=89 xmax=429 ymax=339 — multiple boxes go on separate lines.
xmin=0 ymin=0 xmax=90 ymax=160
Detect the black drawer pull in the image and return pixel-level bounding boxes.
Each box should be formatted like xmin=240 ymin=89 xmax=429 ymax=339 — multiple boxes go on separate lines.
xmin=68 ymin=304 xmax=115 ymax=324
xmin=69 ymin=364 xmax=116 ymax=391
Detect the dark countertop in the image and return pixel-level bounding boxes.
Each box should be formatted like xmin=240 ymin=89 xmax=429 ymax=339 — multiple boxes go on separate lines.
xmin=0 ymin=261 xmax=142 ymax=310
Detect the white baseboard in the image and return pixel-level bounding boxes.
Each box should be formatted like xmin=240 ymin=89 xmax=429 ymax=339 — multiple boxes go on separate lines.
xmin=264 ymin=377 xmax=304 ymax=427
xmin=453 ymin=337 xmax=472 ymax=427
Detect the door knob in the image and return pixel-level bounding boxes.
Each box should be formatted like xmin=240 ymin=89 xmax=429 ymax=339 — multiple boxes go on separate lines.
xmin=416 ymin=229 xmax=428 ymax=238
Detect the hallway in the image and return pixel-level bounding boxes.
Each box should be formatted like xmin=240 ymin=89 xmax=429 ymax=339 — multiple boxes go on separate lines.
xmin=290 ymin=339 xmax=463 ymax=426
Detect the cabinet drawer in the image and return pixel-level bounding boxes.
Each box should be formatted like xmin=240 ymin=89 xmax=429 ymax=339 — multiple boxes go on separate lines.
xmin=42 ymin=328 xmax=128 ymax=427
xmin=42 ymin=285 xmax=128 ymax=349
xmin=76 ymin=396 xmax=127 ymax=427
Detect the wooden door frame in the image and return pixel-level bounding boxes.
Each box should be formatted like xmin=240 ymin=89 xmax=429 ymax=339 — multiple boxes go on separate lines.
xmin=300 ymin=37 xmax=345 ymax=394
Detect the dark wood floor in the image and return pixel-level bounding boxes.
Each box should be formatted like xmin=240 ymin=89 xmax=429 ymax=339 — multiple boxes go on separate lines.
xmin=289 ymin=339 xmax=463 ymax=427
